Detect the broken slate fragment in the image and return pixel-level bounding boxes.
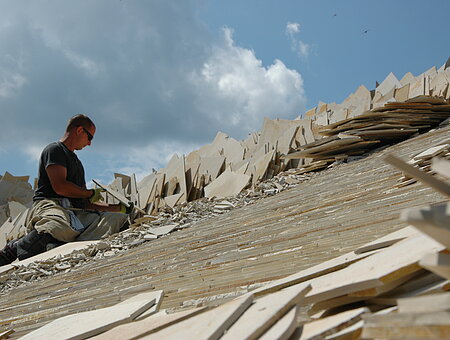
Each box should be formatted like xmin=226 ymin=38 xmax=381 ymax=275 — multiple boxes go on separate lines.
xmin=144 ymin=224 xmax=178 ymax=237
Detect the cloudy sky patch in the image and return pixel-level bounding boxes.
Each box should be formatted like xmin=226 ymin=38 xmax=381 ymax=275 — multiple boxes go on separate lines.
xmin=0 ymin=1 xmax=448 ymax=184
xmin=0 ymin=1 xmax=306 ymax=182
xmin=190 ymin=27 xmax=306 ymax=136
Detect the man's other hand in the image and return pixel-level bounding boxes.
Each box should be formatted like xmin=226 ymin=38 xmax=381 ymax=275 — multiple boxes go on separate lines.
xmin=120 ymin=202 xmax=134 ymax=214
xmin=89 ymin=188 xmax=105 ymax=203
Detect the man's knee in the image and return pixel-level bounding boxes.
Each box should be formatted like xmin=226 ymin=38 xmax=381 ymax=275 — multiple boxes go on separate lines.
xmin=29 ymin=199 xmax=79 ymax=242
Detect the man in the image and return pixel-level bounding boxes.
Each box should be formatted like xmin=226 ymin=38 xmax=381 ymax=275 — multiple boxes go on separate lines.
xmin=0 ymin=114 xmax=130 ymax=266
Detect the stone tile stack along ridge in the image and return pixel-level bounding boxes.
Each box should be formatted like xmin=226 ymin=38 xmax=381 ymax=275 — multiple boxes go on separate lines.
xmin=283 ymin=95 xmax=450 ymax=174
xmin=120 ymin=58 xmax=450 ymax=222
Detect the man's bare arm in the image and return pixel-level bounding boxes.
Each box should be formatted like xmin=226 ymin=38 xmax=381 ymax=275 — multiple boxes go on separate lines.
xmin=47 ymin=165 xmax=123 ymax=212
xmin=46 ymin=164 xmax=92 ymax=199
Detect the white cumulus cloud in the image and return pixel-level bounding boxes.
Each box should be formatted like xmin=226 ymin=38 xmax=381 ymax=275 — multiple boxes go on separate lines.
xmin=190 ymin=27 xmax=306 ymax=138
xmin=286 ymin=22 xmax=300 ymax=35
xmin=285 ymin=21 xmax=311 ymax=58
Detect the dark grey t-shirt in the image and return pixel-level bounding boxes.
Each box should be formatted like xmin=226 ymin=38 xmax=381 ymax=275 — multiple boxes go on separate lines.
xmin=33 ymin=141 xmax=86 ymax=208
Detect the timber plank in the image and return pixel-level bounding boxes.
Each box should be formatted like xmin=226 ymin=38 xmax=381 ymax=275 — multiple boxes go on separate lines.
xmin=258 ymin=306 xmax=298 ymax=340
xmin=252 ymin=249 xmax=381 ymax=297
xmin=398 ymin=292 xmax=450 ymax=314
xmin=221 ymin=283 xmax=310 ymax=340
xmin=297 ymin=307 xmax=368 ymax=340
xmin=420 ymin=252 xmax=450 ymax=280
xmin=20 ymin=291 xmax=158 ymax=340
xmin=384 ymin=154 xmax=450 ymax=197
xmin=142 ymin=293 xmax=253 ymax=340
xmin=369 ymin=272 xmax=449 ymax=305
xmin=204 ymin=171 xmax=250 ymax=199
xmin=400 ymin=202 xmax=450 ymax=249
xmin=432 ymin=157 xmax=450 ymax=178
xmin=0 ymin=329 xmax=14 ymax=339
xmin=354 ymin=226 xmax=417 ymax=254
xmin=303 ymin=234 xmax=444 ymax=304
xmin=362 ymin=311 xmax=450 ymax=339
xmin=91 ymin=307 xmax=206 ymax=340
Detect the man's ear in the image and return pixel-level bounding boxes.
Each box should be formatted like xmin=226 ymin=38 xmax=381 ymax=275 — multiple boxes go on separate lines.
xmin=76 ymin=126 xmax=84 ymax=136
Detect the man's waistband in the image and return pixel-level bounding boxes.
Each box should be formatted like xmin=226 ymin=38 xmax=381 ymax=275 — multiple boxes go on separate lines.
xmin=33 ymin=197 xmax=73 ymax=208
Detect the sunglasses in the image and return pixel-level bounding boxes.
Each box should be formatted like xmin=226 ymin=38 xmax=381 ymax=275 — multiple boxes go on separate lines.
xmin=81 ymin=127 xmax=94 ymax=141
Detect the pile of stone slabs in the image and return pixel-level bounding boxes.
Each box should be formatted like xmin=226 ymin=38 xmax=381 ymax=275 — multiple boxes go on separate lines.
xmin=255 ymin=229 xmax=449 ymax=339
xmin=395 ymin=143 xmax=450 ymax=187
xmin=0 ymin=205 xmax=28 ymax=249
xmin=125 ymin=118 xmax=316 ymax=213
xmin=360 ymin=161 xmax=450 ymax=339
xmin=281 ymin=96 xmax=450 ymax=175
xmin=204 ymin=170 xmax=251 ymax=199
xmin=320 ymin=96 xmax=450 ymax=139
xmin=0 ymin=172 xmax=33 ymax=223
xmin=308 ymin=58 xmax=450 ymax=126
xmin=0 ymin=172 xmax=34 ymax=249
xmin=101 ymin=173 xmax=139 ymax=207
xmin=299 ymin=59 xmax=449 ymax=176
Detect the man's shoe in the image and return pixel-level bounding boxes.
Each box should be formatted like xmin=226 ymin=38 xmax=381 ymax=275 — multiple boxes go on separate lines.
xmin=46 ymin=241 xmax=65 ymax=251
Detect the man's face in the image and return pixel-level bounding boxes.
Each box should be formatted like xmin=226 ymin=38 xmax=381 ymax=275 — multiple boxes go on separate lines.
xmin=75 ymin=125 xmax=96 ymax=150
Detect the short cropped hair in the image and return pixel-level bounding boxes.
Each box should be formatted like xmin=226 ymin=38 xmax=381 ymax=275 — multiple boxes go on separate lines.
xmin=66 ymin=114 xmax=95 ymax=132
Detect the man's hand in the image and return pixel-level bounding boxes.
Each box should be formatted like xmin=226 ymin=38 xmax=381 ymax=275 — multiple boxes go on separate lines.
xmin=120 ymin=202 xmax=134 ymax=214
xmin=89 ymin=188 xmax=105 ymax=203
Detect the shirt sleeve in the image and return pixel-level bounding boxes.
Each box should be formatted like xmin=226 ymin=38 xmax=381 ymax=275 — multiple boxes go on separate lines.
xmin=42 ymin=143 xmax=67 ymax=169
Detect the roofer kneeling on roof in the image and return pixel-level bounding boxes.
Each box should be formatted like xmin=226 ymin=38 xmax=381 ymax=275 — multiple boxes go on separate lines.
xmin=0 ymin=114 xmax=132 ymax=267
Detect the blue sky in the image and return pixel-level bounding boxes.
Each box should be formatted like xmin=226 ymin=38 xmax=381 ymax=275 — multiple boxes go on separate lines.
xmin=0 ymin=0 xmax=449 ymax=187
xmin=203 ymin=0 xmax=449 ymax=104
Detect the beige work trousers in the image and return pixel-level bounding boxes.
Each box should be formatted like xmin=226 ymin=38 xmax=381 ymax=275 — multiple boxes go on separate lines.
xmin=26 ymin=199 xmax=127 ymax=242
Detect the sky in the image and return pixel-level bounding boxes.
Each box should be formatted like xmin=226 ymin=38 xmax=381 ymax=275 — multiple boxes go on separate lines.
xmin=0 ymin=0 xmax=449 ymax=186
